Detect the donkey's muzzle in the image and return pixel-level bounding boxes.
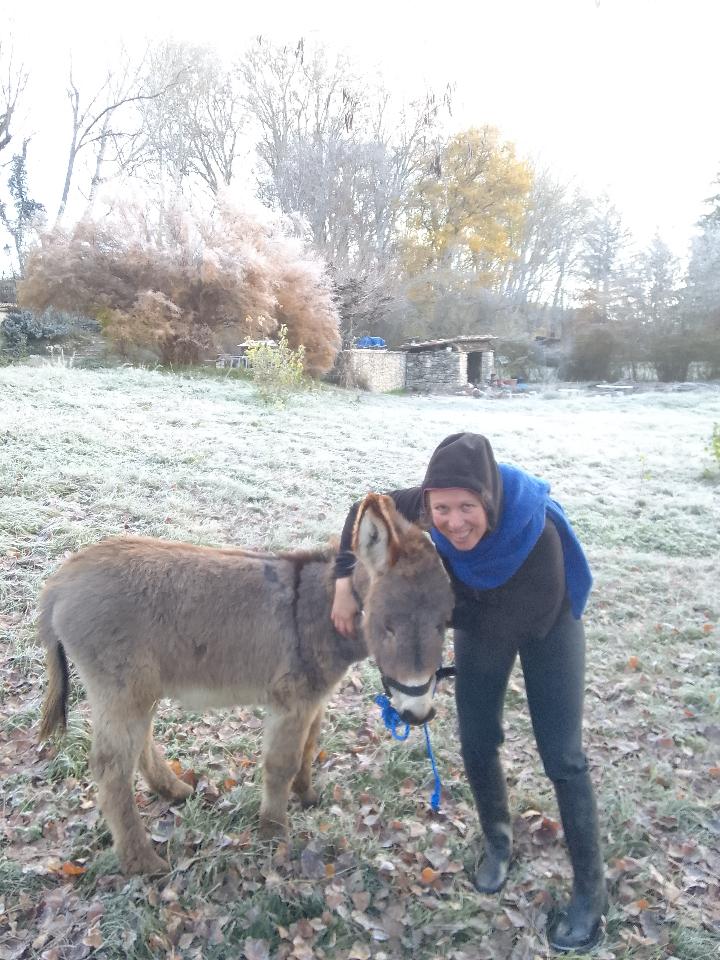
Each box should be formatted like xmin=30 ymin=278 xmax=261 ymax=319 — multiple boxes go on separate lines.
xmin=400 ymin=706 xmax=436 ymax=726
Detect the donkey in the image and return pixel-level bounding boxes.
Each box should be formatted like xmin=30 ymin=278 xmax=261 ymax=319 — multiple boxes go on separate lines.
xmin=37 ymin=494 xmax=454 ymax=875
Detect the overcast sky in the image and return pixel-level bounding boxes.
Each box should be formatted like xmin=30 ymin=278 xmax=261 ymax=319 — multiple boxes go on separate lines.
xmin=6 ymin=0 xmax=720 ymax=262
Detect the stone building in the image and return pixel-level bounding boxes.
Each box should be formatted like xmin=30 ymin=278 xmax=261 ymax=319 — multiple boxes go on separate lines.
xmin=340 ymin=335 xmax=496 ymax=393
xmin=401 ymin=336 xmax=496 ymax=392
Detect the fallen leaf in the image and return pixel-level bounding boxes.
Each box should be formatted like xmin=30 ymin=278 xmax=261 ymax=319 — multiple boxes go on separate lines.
xmin=420 ymin=867 xmax=440 ymax=884
xmin=243 ymin=939 xmax=271 ymax=960
xmin=503 ymin=906 xmax=527 ymax=928
xmin=61 ymin=862 xmax=86 ymax=876
xmin=627 ymin=897 xmax=651 ymax=915
xmin=300 ymin=845 xmax=326 ymax=879
xmin=663 ymin=881 xmax=681 ymax=903
xmin=82 ymin=922 xmax=103 ymax=949
xmin=351 ymin=891 xmax=371 ymax=911
xmin=530 ymin=816 xmax=561 ymax=844
xmin=1 ymin=938 xmax=29 ymax=960
xmin=639 ymin=909 xmax=668 ymax=945
xmin=347 ymin=941 xmax=371 ymax=960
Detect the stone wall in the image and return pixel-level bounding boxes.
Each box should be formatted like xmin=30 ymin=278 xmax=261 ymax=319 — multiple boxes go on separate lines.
xmin=406 ymin=350 xmax=468 ymax=392
xmin=343 ymin=349 xmax=407 ymax=392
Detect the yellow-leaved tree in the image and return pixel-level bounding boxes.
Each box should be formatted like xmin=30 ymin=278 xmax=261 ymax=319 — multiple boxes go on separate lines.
xmin=402 ymin=126 xmax=532 ymax=294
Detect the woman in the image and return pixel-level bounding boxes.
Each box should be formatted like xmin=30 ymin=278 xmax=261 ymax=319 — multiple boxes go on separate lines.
xmin=331 ymin=432 xmax=607 ymax=953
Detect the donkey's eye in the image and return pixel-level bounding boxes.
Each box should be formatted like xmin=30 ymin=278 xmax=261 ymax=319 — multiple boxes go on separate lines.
xmin=385 ymin=624 xmax=396 ymax=638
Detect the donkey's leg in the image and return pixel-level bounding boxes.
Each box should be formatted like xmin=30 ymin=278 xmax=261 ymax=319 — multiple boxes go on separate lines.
xmin=260 ymin=707 xmax=315 ymax=839
xmin=139 ymin=724 xmax=194 ymax=802
xmin=91 ymin=702 xmax=168 ymax=875
xmin=291 ymin=703 xmax=324 ymax=808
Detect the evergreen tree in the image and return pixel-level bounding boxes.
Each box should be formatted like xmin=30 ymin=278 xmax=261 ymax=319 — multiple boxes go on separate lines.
xmin=0 ymin=140 xmax=45 ymax=273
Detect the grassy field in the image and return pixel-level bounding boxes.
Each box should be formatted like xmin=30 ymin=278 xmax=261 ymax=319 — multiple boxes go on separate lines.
xmin=1 ymin=363 xmax=719 ymax=960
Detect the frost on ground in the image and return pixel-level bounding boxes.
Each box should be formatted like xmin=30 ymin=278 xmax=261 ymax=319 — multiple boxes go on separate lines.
xmin=1 ymin=365 xmax=719 ymax=960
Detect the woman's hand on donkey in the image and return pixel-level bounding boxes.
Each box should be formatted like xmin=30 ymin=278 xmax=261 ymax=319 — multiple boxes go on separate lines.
xmin=331 ymin=578 xmax=360 ymax=638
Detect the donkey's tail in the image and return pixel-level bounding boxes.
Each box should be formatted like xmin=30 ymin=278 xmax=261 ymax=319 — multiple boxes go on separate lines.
xmin=37 ymin=601 xmax=70 ymax=741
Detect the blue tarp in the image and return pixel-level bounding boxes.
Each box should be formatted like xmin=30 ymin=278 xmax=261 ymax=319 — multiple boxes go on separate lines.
xmin=355 ymin=336 xmax=386 ymax=349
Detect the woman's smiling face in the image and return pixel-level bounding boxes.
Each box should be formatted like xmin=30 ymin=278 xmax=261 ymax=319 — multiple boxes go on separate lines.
xmin=427 ymin=487 xmax=489 ymax=551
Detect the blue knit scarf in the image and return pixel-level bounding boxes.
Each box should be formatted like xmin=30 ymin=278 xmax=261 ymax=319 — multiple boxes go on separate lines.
xmin=429 ymin=464 xmax=592 ymax=619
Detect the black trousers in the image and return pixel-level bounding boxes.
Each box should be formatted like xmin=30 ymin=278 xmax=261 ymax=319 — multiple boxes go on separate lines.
xmin=454 ymin=602 xmax=588 ymax=784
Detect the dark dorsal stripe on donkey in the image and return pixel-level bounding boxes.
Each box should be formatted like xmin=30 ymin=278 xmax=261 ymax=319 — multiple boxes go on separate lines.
xmin=38 ymin=493 xmax=454 ymax=875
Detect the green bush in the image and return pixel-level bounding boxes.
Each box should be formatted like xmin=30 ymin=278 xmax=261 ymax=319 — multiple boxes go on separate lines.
xmin=494 ymin=337 xmax=555 ymax=380
xmin=564 ymin=326 xmax=619 ymax=381
xmin=246 ymin=324 xmax=307 ymax=404
xmin=646 ymin=330 xmax=694 ymax=382
xmin=710 ymin=424 xmax=720 ymax=468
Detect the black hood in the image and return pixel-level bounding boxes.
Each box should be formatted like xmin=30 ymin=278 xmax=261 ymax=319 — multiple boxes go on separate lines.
xmin=421 ymin=433 xmax=503 ymax=533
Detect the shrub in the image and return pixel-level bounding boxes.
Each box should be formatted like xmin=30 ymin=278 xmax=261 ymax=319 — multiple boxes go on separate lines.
xmin=564 ymin=326 xmax=619 ymax=381
xmin=645 ymin=330 xmax=694 ymax=382
xmin=493 ymin=337 xmax=554 ymax=380
xmin=1 ymin=307 xmax=100 ymax=354
xmin=246 ymin=324 xmax=307 ymax=404
xmin=18 ymin=195 xmax=341 ymax=373
xmin=710 ymin=424 xmax=720 ymax=468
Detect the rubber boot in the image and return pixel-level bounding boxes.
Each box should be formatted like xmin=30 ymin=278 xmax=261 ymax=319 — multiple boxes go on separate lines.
xmin=547 ymin=771 xmax=608 ymax=953
xmin=469 ymin=756 xmax=513 ymax=894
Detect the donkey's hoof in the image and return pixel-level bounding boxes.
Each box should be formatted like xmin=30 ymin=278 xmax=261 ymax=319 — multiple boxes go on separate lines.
xmin=162 ymin=779 xmax=194 ymax=802
xmin=296 ymin=787 xmax=319 ymax=808
xmin=121 ymin=848 xmax=169 ymax=876
xmin=259 ymin=817 xmax=289 ymax=841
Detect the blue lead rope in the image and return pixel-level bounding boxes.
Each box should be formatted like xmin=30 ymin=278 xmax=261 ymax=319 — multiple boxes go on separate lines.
xmin=423 ymin=722 xmax=442 ymax=812
xmin=374 ymin=693 xmax=410 ymax=741
xmin=374 ymin=694 xmax=443 ymax=812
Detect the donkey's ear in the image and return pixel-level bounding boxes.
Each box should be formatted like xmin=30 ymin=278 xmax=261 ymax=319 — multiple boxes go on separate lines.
xmin=352 ymin=493 xmax=402 ymax=575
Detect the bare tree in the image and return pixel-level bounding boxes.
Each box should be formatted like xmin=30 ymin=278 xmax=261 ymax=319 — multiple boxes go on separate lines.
xmin=117 ymin=42 xmax=246 ymax=196
xmin=501 ymin=168 xmax=591 ymax=309
xmin=0 ymin=37 xmax=28 ymax=156
xmin=240 ymin=40 xmax=361 ymax=255
xmin=239 ymin=38 xmax=449 ymax=277
xmin=56 ymin=50 xmax=185 ymax=224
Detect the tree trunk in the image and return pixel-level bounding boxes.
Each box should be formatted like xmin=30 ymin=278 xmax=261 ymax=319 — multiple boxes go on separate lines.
xmin=84 ymin=114 xmax=111 ymax=216
xmin=56 ymin=86 xmax=80 ymax=225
